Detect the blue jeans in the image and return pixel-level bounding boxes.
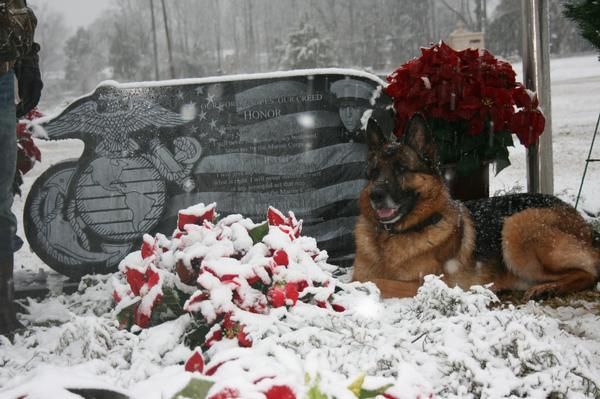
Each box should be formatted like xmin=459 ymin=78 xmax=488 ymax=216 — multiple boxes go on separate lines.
xmin=0 ymin=71 xmax=22 ymax=256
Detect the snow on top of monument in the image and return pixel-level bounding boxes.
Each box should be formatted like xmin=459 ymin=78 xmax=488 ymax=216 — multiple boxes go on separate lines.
xmin=101 ymin=68 xmax=387 ymax=89
xmin=29 ymin=67 xmax=387 ymax=133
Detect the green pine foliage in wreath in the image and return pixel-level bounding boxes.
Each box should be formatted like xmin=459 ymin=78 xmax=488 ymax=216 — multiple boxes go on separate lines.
xmin=563 ymin=0 xmax=600 ymax=59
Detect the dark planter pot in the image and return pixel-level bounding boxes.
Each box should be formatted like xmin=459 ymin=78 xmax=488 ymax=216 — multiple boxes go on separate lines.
xmin=441 ymin=163 xmax=490 ymax=201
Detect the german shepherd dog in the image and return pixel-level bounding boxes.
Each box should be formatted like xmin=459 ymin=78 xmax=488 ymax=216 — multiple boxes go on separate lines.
xmin=352 ymin=114 xmax=600 ymax=299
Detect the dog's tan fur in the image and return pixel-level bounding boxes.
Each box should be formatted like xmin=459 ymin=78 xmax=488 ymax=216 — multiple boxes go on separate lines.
xmin=352 ymin=116 xmax=600 ymax=299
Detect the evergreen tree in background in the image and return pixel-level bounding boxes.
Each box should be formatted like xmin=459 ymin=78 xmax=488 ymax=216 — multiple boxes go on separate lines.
xmin=563 ymin=0 xmax=600 ymax=59
xmin=278 ymin=19 xmax=337 ymax=70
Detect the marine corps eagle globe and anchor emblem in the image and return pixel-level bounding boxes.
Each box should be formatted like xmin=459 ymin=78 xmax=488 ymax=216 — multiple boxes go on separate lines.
xmin=25 ymin=84 xmax=202 ymax=278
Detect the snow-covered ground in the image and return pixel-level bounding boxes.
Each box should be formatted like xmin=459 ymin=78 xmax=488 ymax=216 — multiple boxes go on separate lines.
xmin=1 ymin=54 xmax=600 ymax=399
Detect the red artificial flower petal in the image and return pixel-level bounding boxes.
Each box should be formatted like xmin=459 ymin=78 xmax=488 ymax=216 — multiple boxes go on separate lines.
xmin=205 ymin=360 xmax=225 ymax=376
xmin=273 ymin=249 xmax=289 ymax=266
xmin=246 ymin=275 xmax=261 ymax=286
xmin=332 ymin=303 xmax=346 ymax=312
xmin=141 ymin=235 xmax=155 ymax=259
xmin=204 ymin=329 xmax=223 ymax=349
xmin=146 ymin=268 xmax=161 ymax=290
xmin=112 ymin=290 xmax=122 ymax=303
xmin=267 ymin=206 xmax=287 ymax=226
xmin=265 ymin=385 xmax=296 ymax=399
xmin=184 ymin=351 xmax=205 ymax=373
xmin=237 ymin=328 xmax=252 ymax=347
xmin=134 ymin=307 xmax=151 ymax=328
xmin=285 ymin=282 xmax=299 ymax=306
xmin=126 ymin=268 xmax=146 ymax=297
xmin=296 ymin=280 xmax=309 ymax=293
xmin=177 ymin=213 xmax=200 ymax=230
xmin=177 ymin=205 xmax=216 ymax=230
xmin=267 ymin=286 xmax=286 ymax=308
xmin=208 ymin=387 xmax=240 ymax=399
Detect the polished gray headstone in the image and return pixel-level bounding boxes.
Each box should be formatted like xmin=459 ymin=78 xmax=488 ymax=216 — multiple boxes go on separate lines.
xmin=25 ymin=70 xmax=393 ymax=278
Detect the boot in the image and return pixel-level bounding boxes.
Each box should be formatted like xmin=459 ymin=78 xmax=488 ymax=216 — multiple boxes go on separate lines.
xmin=0 ymin=255 xmax=25 ymax=336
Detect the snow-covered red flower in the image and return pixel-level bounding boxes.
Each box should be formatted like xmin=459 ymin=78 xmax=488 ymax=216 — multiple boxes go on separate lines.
xmin=177 ymin=202 xmax=217 ymax=230
xmin=15 ymin=107 xmax=42 ymax=186
xmin=267 ymin=206 xmax=302 ymax=239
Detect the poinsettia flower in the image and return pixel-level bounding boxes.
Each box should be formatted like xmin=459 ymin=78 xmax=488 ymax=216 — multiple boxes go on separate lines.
xmin=510 ymin=108 xmax=545 ymax=147
xmin=16 ymin=122 xmax=42 ymax=176
xmin=385 ymin=41 xmax=544 ymax=175
xmin=513 ymin=84 xmax=540 ymax=109
xmin=267 ymin=207 xmax=302 ymax=239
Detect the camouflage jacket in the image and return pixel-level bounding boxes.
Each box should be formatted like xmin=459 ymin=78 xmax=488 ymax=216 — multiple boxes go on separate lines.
xmin=0 ymin=0 xmax=39 ymax=75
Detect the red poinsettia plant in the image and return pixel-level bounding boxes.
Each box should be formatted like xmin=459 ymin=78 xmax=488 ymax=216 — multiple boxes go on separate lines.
xmin=14 ymin=108 xmax=42 ymax=195
xmin=385 ymin=41 xmax=545 ymax=176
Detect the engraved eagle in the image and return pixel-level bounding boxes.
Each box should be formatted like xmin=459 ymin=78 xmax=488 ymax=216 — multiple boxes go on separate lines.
xmin=41 ymin=93 xmax=188 ymax=156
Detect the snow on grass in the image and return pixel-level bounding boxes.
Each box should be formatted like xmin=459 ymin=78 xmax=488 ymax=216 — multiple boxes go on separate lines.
xmin=2 ymin=273 xmax=600 ymax=398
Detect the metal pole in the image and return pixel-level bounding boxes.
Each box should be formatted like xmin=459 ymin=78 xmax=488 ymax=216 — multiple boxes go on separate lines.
xmin=521 ymin=0 xmax=553 ymax=194
xmin=214 ymin=0 xmax=222 ymax=73
xmin=575 ymin=112 xmax=600 ymax=209
xmin=150 ymin=0 xmax=160 ymax=80
xmin=161 ymin=0 xmax=175 ymax=79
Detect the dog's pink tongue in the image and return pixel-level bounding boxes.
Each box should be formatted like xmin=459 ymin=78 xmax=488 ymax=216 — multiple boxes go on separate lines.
xmin=377 ymin=208 xmax=396 ymax=219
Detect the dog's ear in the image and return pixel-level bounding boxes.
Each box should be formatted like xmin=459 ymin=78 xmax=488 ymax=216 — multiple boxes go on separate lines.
xmin=403 ymin=113 xmax=436 ymax=161
xmin=365 ymin=118 xmax=387 ymax=151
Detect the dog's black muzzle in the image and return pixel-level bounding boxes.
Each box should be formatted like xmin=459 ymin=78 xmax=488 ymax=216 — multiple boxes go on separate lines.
xmin=369 ymin=184 xmax=417 ymax=223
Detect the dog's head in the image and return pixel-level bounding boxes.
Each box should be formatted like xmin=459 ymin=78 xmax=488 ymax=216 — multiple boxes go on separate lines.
xmin=362 ymin=114 xmax=446 ymax=226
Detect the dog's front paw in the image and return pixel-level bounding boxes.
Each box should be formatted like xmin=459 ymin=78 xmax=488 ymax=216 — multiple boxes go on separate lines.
xmin=523 ymin=283 xmax=559 ymax=301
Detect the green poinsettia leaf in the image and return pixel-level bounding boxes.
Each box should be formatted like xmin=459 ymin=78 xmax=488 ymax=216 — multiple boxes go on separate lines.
xmin=184 ymin=320 xmax=212 ymax=348
xmin=306 ymin=374 xmax=330 ymax=399
xmin=347 ymin=373 xmax=393 ymax=399
xmin=171 ymin=377 xmax=214 ymax=399
xmin=494 ymin=147 xmax=511 ymax=175
xmin=116 ymin=298 xmax=140 ymax=330
xmin=306 ymin=384 xmax=330 ymax=399
xmin=162 ymin=286 xmax=185 ymax=315
xmin=456 ymin=154 xmax=481 ymax=177
xmin=495 ymin=130 xmax=514 ymax=147
xmin=249 ymin=222 xmax=269 ymax=244
xmin=347 ymin=373 xmax=366 ymax=397
xmin=358 ymin=384 xmax=394 ymax=399
xmin=149 ymin=286 xmax=188 ymax=326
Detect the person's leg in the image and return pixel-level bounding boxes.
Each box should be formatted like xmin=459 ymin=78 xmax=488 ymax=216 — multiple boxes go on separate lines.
xmin=0 ymin=71 xmax=24 ymax=335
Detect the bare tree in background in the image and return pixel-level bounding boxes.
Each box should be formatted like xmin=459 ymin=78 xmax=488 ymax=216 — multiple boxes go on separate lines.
xmin=42 ymin=0 xmax=594 ymax=99
xmin=150 ymin=0 xmax=160 ymax=80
